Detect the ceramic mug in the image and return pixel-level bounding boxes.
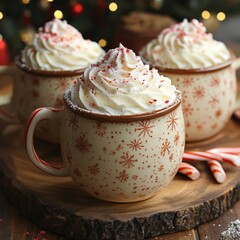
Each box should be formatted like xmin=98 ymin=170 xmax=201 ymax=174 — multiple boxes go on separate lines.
xmin=0 ymin=59 xmax=84 ymax=142
xmin=25 ymin=89 xmax=185 ymax=203
xmin=142 ymin=56 xmax=240 ymax=142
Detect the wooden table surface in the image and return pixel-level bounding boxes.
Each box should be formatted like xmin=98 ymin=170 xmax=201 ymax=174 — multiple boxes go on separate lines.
xmin=0 ymin=188 xmax=239 ymax=240
xmin=0 ymin=68 xmax=239 ymax=240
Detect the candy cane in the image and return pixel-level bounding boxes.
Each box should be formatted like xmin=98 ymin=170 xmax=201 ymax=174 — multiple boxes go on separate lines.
xmin=178 ymin=162 xmax=200 ymax=180
xmin=183 ymin=151 xmax=240 ymax=167
xmin=208 ymin=160 xmax=226 ymax=183
xmin=208 ymin=147 xmax=240 ymax=155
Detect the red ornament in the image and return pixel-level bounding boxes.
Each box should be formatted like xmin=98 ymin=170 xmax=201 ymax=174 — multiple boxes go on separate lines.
xmin=72 ymin=2 xmax=84 ymax=15
xmin=0 ymin=37 xmax=10 ymax=65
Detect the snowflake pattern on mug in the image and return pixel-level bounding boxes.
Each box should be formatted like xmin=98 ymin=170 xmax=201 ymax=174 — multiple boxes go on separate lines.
xmin=60 ymin=104 xmax=185 ymax=202
xmin=75 ymin=133 xmax=92 ymax=155
xmin=134 ymin=120 xmax=154 ymax=137
xmin=166 ymin=67 xmax=237 ymax=141
xmin=13 ymin=70 xmax=80 ymax=142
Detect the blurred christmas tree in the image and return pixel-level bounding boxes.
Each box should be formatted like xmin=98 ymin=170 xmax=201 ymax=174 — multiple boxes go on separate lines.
xmin=0 ymin=0 xmax=240 ymax=61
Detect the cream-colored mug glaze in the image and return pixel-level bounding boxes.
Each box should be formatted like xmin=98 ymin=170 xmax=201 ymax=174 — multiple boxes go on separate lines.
xmin=0 ymin=60 xmax=83 ymax=143
xmin=25 ymin=90 xmax=185 ymax=203
xmin=142 ymin=57 xmax=240 ymax=142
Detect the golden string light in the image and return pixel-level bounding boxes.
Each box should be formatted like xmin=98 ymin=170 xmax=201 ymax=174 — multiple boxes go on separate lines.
xmin=0 ymin=12 xmax=3 ymax=20
xmin=217 ymin=12 xmax=226 ymax=21
xmin=54 ymin=10 xmax=64 ymax=19
xmin=109 ymin=2 xmax=118 ymax=12
xmin=201 ymin=10 xmax=211 ymax=20
xmin=21 ymin=0 xmax=30 ymax=4
xmin=98 ymin=39 xmax=107 ymax=47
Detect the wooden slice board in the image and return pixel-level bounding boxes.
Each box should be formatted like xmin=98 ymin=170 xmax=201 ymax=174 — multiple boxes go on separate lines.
xmin=0 ymin=119 xmax=239 ymax=240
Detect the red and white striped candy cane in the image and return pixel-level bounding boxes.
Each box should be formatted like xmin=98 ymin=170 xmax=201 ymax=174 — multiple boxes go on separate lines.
xmin=183 ymin=151 xmax=240 ymax=167
xmin=178 ymin=162 xmax=200 ymax=180
xmin=208 ymin=147 xmax=240 ymax=155
xmin=208 ymin=160 xmax=226 ymax=183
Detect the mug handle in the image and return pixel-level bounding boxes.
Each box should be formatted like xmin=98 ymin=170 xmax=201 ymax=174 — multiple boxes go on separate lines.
xmin=24 ymin=107 xmax=70 ymax=176
xmin=0 ymin=65 xmax=18 ymax=123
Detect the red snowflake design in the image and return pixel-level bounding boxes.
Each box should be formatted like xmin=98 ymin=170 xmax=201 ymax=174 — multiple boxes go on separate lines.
xmin=135 ymin=121 xmax=154 ymax=137
xmin=116 ymin=169 xmax=129 ymax=182
xmin=158 ymin=164 xmax=164 ymax=172
xmin=110 ymin=151 xmax=116 ymax=155
xmin=88 ymin=163 xmax=99 ymax=175
xmin=132 ymin=175 xmax=138 ymax=180
xmin=75 ymin=134 xmax=92 ymax=155
xmin=208 ymin=96 xmax=219 ymax=107
xmin=215 ymin=109 xmax=222 ymax=118
xmin=33 ymin=78 xmax=40 ymax=86
xmin=167 ymin=111 xmax=178 ymax=131
xmin=127 ymin=139 xmax=144 ymax=151
xmin=183 ymin=103 xmax=193 ymax=117
xmin=67 ymin=114 xmax=78 ymax=131
xmin=95 ymin=123 xmax=107 ymax=137
xmin=210 ymin=76 xmax=221 ymax=87
xmin=73 ymin=167 xmax=81 ymax=177
xmin=116 ymin=144 xmax=123 ymax=151
xmin=169 ymin=153 xmax=174 ymax=162
xmin=32 ymin=89 xmax=39 ymax=99
xmin=119 ymin=152 xmax=138 ymax=168
xmin=182 ymin=76 xmax=194 ymax=87
xmin=174 ymin=133 xmax=180 ymax=145
xmin=193 ymin=86 xmax=205 ymax=99
xmin=63 ymin=148 xmax=72 ymax=166
xmin=54 ymin=78 xmax=71 ymax=91
xmin=160 ymin=139 xmax=171 ymax=156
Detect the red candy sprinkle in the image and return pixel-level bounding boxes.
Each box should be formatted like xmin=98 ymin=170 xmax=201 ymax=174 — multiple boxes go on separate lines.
xmin=165 ymin=100 xmax=169 ymax=104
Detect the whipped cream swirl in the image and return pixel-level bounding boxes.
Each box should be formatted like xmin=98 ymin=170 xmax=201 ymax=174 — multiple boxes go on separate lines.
xmin=71 ymin=44 xmax=178 ymax=115
xmin=141 ymin=19 xmax=231 ymax=69
xmin=21 ymin=18 xmax=105 ymax=71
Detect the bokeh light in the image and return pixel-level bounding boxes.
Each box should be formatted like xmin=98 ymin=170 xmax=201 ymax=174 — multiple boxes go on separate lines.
xmin=109 ymin=2 xmax=118 ymax=12
xmin=54 ymin=10 xmax=64 ymax=19
xmin=217 ymin=12 xmax=226 ymax=21
xmin=21 ymin=0 xmax=30 ymax=4
xmin=201 ymin=10 xmax=211 ymax=20
xmin=99 ymin=39 xmax=107 ymax=47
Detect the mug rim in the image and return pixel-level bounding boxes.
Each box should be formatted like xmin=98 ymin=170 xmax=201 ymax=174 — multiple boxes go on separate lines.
xmin=139 ymin=51 xmax=234 ymax=74
xmin=15 ymin=57 xmax=85 ymax=77
xmin=63 ymin=89 xmax=182 ymax=122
